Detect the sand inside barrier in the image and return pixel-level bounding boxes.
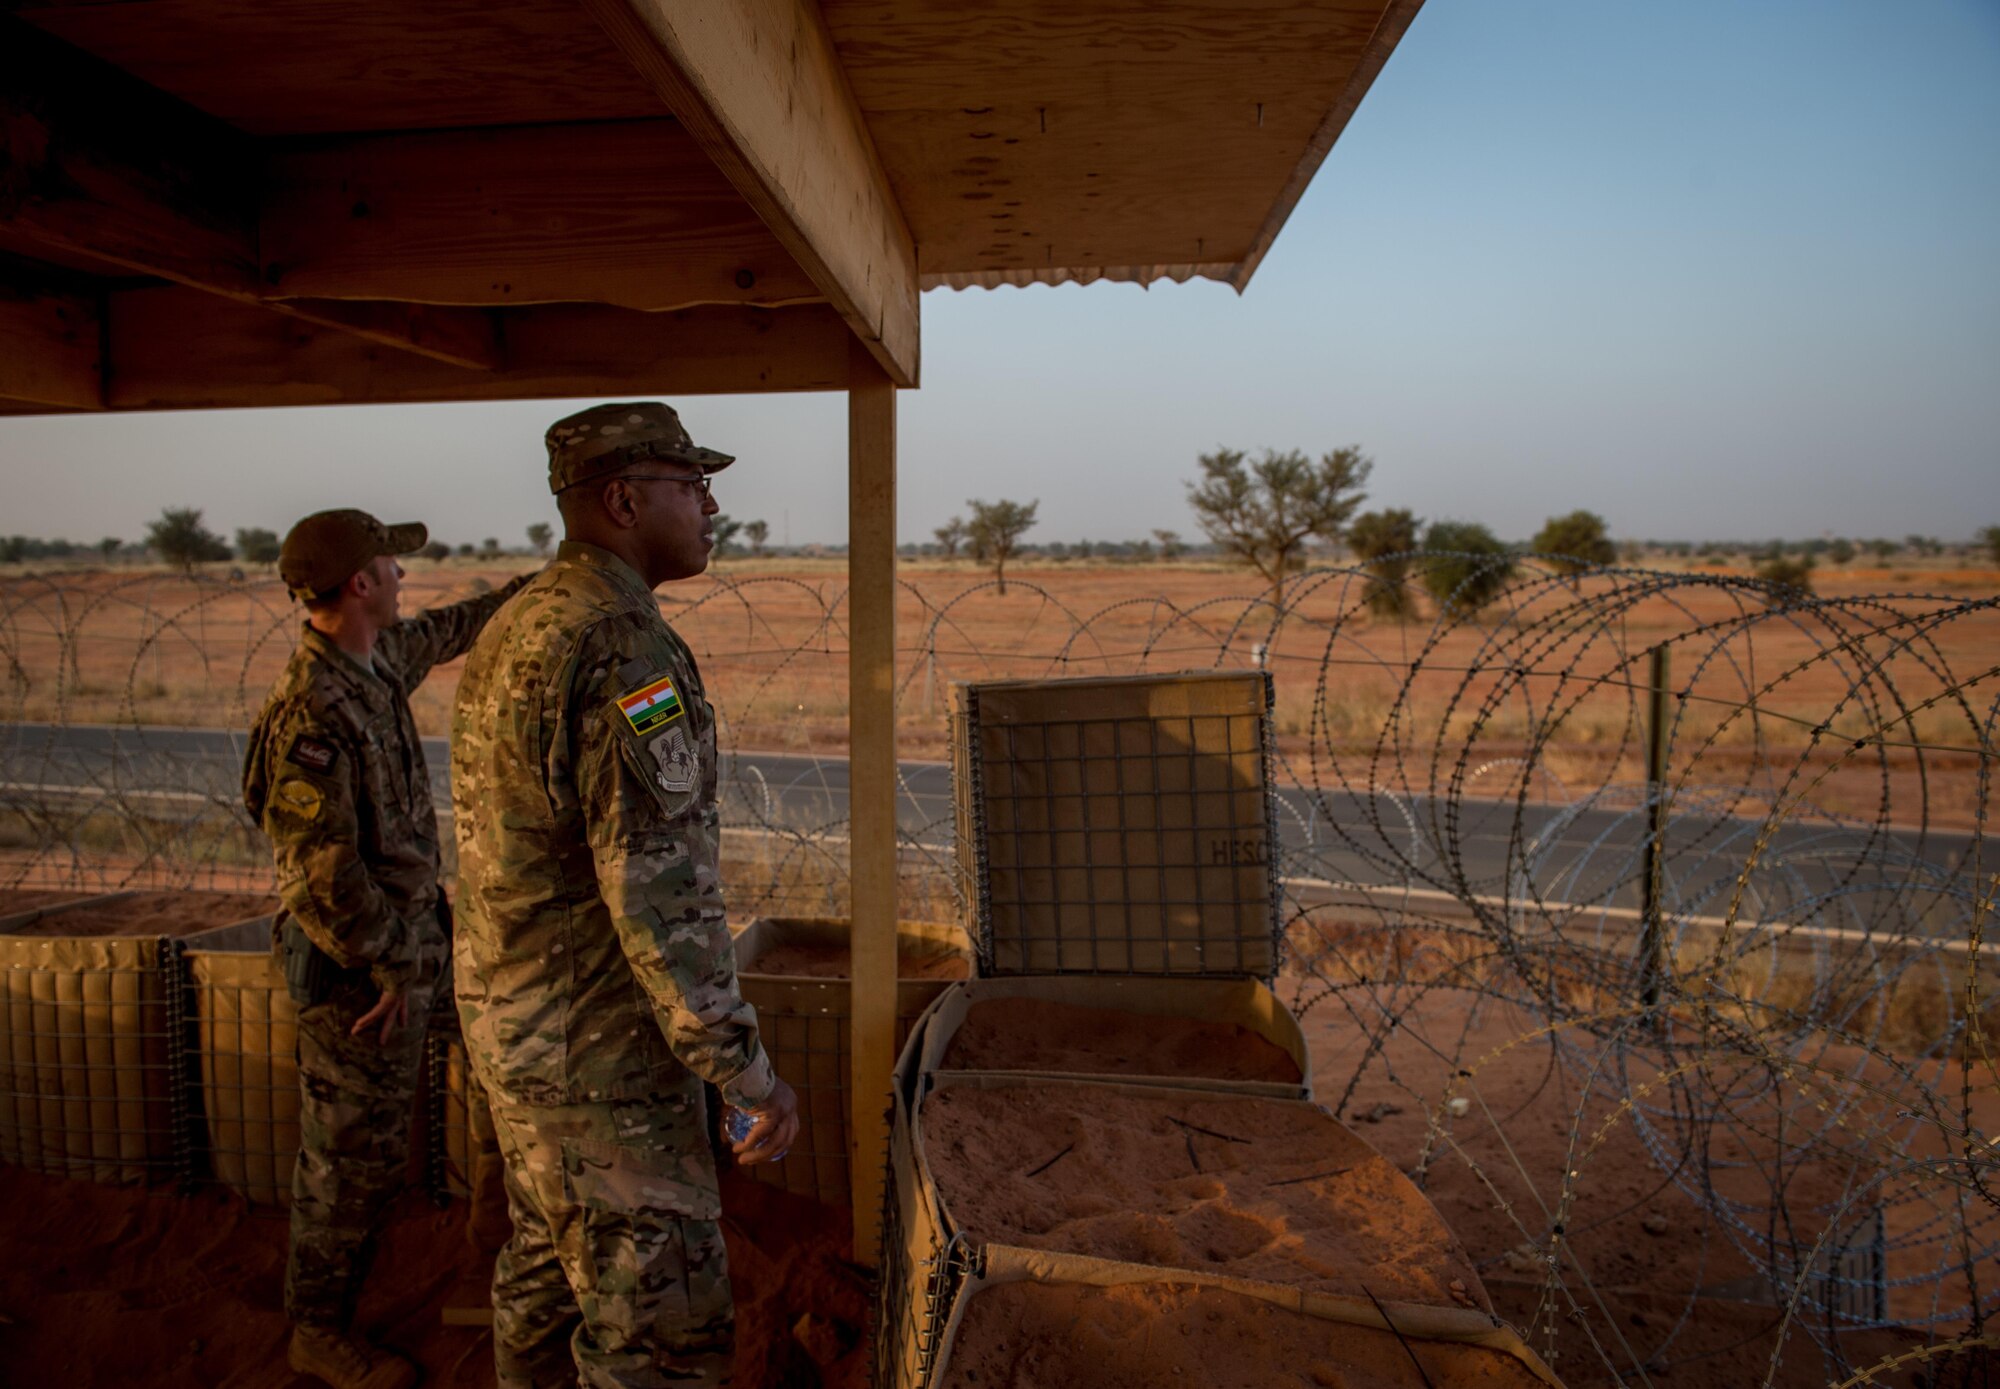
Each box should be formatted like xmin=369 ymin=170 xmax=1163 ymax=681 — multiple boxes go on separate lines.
xmin=939 ymin=996 xmax=1301 ymax=1084
xmin=0 ymin=889 xmax=87 ymax=919
xmin=919 ymin=1085 xmax=1485 ymax=1312
xmin=742 ymin=941 xmax=969 ymax=980
xmin=938 ymin=1280 xmax=1545 ymax=1389
xmin=0 ymin=890 xmax=277 ymax=939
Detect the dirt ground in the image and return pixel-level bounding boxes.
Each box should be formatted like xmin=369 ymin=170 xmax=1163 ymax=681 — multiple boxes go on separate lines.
xmin=0 ymin=1161 xmax=869 ymax=1389
xmin=3 ymin=983 xmax=1987 ymax=1386
xmin=5 ymin=561 xmax=1991 ymax=829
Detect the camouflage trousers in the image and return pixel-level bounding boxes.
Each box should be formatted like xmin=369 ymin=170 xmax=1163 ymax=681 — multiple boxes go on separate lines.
xmin=285 ymin=952 xmax=445 ymax=1329
xmin=486 ymin=1090 xmax=732 ymax=1388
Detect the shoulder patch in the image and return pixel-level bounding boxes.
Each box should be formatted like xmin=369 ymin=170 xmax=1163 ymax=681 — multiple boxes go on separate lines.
xmin=272 ymin=777 xmax=324 ymax=821
xmin=617 ymin=673 xmax=685 ymax=736
xmin=286 ymin=735 xmax=340 ymax=773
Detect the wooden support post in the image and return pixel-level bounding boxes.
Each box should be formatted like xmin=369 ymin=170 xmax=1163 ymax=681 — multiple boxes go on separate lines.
xmin=1639 ymin=643 xmax=1673 ymax=1011
xmin=846 ymin=336 xmax=898 ymax=1262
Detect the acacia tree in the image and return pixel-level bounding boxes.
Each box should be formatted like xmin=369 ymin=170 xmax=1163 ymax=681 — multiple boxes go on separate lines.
xmin=1185 ymin=445 xmax=1371 ymax=607
xmin=1420 ymin=520 xmax=1517 ymax=615
xmin=234 ymin=527 xmax=281 ymax=565
xmin=1151 ymin=528 xmax=1185 ymax=561
xmin=1530 ymin=510 xmax=1616 ymax=574
xmin=933 ymin=516 xmax=967 ymax=559
xmin=1981 ymin=526 xmax=2000 ymax=566
xmin=967 ymin=498 xmax=1038 ymax=595
xmin=526 ymin=522 xmax=553 ymax=557
xmin=146 ymin=508 xmax=231 ymax=572
xmin=709 ymin=514 xmax=744 ymax=557
xmin=1347 ymin=508 xmax=1421 ymax=620
xmin=742 ymin=519 xmax=769 ymax=556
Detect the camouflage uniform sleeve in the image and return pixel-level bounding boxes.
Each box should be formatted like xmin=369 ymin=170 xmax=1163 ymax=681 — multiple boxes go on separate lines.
xmin=573 ymin=627 xmax=775 ymax=1109
xmin=246 ymin=705 xmax=418 ymax=991
xmin=380 ymin=572 xmax=533 ymax=685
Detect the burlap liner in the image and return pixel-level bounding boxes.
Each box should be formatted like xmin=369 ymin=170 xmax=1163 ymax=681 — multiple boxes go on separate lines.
xmin=951 ymin=671 xmax=1280 ymax=979
xmin=0 ymin=930 xmax=171 ymax=1184
xmin=184 ymin=928 xmax=297 ymax=1205
xmin=911 ymin=974 xmax=1310 ymax=1102
xmin=716 ymin=917 xmax=972 ymax=1209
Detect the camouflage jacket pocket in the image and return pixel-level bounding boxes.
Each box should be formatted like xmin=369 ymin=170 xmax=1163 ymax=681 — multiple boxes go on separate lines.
xmin=559 ymin=1136 xmax=722 ymax=1222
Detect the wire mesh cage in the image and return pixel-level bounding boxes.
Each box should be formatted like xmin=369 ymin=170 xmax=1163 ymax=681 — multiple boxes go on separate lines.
xmin=951 ymin=671 xmax=1283 ymax=978
xmin=732 ymin=916 xmax=971 ymax=1208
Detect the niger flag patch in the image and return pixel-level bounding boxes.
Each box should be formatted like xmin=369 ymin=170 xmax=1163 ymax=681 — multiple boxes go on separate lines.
xmin=618 ymin=673 xmax=685 ymax=735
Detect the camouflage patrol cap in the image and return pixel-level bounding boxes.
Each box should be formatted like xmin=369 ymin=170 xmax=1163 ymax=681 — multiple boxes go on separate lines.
xmin=279 ymin=509 xmax=427 ymax=601
xmin=546 ymin=401 xmax=736 ymax=495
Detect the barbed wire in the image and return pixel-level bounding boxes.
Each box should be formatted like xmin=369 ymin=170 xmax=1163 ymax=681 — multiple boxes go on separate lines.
xmin=1 ymin=555 xmax=1994 ymax=1386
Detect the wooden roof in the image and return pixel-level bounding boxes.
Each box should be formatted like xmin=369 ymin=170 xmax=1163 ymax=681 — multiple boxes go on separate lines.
xmin=0 ymin=0 xmax=1420 ymax=412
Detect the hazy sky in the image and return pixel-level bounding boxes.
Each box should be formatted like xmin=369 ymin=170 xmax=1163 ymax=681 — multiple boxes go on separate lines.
xmin=3 ymin=0 xmax=1995 ymax=548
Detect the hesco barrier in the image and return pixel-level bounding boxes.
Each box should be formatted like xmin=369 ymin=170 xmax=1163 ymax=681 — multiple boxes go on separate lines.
xmin=0 ymin=892 xmax=466 ymax=1207
xmin=911 ymin=974 xmax=1311 ymax=1102
xmin=926 ymin=1247 xmax=1563 ymax=1388
xmin=0 ymin=928 xmax=178 ymax=1184
xmin=730 ymin=916 xmax=971 ymax=1208
xmin=0 ymin=891 xmax=274 ymax=1186
xmin=951 ymin=672 xmax=1282 ymax=978
xmin=874 ymin=1071 xmax=1548 ymax=1389
xmin=182 ymin=918 xmax=297 ymax=1205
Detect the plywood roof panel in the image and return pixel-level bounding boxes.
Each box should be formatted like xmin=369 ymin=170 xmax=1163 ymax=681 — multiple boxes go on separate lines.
xmin=823 ymin=0 xmax=1410 ymax=285
xmin=16 ymin=0 xmax=666 ymax=135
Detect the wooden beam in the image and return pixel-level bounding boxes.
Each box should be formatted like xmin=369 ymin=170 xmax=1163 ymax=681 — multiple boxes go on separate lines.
xmin=0 ymin=17 xmax=500 ymax=369
xmin=582 ymin=0 xmax=920 ymax=387
xmin=0 ymin=258 xmax=101 ymax=409
xmin=262 ymin=119 xmax=821 ymax=313
xmin=845 ymin=335 xmax=898 ymax=1261
xmin=276 ymin=299 xmax=501 ymax=373
xmin=0 ymin=16 xmax=257 ymax=293
xmin=103 ymin=287 xmax=849 ymax=410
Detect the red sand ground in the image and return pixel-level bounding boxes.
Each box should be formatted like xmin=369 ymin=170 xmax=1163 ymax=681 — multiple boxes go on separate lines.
xmin=939 ymin=1281 xmax=1548 ymax=1389
xmin=0 ymin=1163 xmax=867 ymax=1389
xmin=919 ymin=1084 xmax=1486 ymax=1312
xmin=0 ymin=979 xmax=1985 ymax=1386
xmin=941 ymin=997 xmax=1303 ymax=1084
xmin=744 ymin=941 xmax=969 ymax=981
xmin=0 ymin=890 xmax=275 ymax=939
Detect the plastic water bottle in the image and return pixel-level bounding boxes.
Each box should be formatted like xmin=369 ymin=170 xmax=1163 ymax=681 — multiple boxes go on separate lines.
xmin=725 ymin=1106 xmax=788 ymax=1161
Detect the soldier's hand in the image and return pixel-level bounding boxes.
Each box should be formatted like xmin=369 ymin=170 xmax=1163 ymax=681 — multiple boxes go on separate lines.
xmin=351 ymin=987 xmax=410 ymax=1046
xmin=732 ymin=1077 xmax=800 ymax=1166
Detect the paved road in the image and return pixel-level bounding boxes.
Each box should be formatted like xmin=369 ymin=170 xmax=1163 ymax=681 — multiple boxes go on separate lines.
xmin=2 ymin=722 xmax=1981 ymax=932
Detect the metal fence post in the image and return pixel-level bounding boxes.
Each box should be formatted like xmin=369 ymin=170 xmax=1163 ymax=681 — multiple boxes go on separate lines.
xmin=1639 ymin=643 xmax=1672 ymax=1010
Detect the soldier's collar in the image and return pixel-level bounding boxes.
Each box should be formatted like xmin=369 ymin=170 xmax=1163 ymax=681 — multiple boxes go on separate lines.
xmin=300 ymin=623 xmax=389 ymax=692
xmin=556 ymin=540 xmax=654 ymax=602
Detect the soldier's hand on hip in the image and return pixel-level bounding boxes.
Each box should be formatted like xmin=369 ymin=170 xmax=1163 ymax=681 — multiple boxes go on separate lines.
xmin=351 ymin=987 xmax=410 ymax=1046
xmin=731 ymin=1077 xmax=800 ymax=1166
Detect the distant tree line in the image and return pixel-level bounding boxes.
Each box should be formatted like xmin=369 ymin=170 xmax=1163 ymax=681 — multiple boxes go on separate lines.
xmin=6 ymin=505 xmax=1996 ymax=586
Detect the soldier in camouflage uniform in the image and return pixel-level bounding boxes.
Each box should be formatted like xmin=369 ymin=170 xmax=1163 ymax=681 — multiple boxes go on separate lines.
xmin=243 ymin=509 xmax=530 ymax=1389
xmin=452 ymin=402 xmax=800 ymax=1388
